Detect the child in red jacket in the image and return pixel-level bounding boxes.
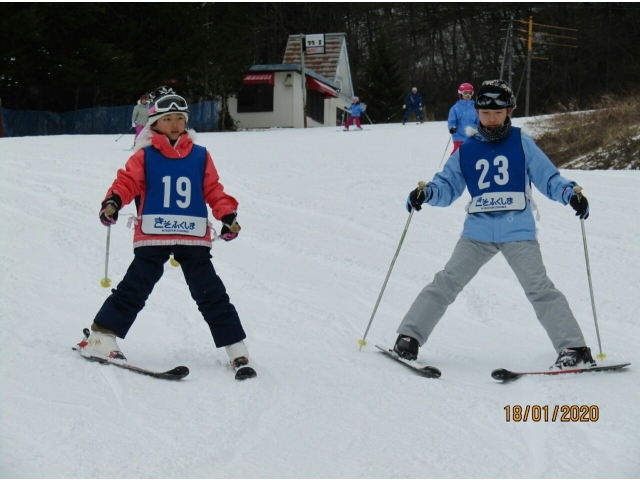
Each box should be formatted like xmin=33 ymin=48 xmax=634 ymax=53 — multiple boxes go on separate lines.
xmin=78 ymin=86 xmax=253 ymax=374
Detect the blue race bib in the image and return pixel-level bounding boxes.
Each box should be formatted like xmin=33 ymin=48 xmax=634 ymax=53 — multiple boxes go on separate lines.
xmin=141 ymin=145 xmax=208 ymax=236
xmin=459 ymin=128 xmax=526 ymax=213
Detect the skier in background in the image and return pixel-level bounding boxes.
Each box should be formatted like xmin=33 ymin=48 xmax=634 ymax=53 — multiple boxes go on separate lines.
xmin=343 ymin=96 xmax=364 ymax=131
xmin=131 ymin=93 xmax=149 ymax=146
xmin=447 ymin=82 xmax=479 ymax=155
xmin=402 ymin=87 xmax=423 ymax=125
xmin=394 ymin=79 xmax=596 ymax=370
xmin=78 ymin=86 xmax=254 ymax=376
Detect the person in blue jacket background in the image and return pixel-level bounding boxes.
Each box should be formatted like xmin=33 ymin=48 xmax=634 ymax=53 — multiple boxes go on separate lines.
xmin=393 ymin=79 xmax=596 ymax=371
xmin=447 ymin=82 xmax=479 ymax=154
xmin=343 ymin=96 xmax=364 ymax=131
xmin=402 ymin=87 xmax=423 ymax=125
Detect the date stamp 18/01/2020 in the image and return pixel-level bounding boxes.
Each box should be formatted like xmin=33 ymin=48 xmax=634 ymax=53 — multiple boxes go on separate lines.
xmin=504 ymin=405 xmax=599 ymax=422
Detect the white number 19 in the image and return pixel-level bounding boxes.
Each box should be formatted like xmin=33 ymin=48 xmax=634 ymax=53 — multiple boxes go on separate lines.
xmin=162 ymin=176 xmax=191 ymax=208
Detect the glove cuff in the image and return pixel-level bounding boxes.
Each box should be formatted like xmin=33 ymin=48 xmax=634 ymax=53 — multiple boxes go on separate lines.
xmin=221 ymin=212 xmax=240 ymax=233
xmin=103 ymin=193 xmax=122 ymax=210
xmin=562 ymin=187 xmax=574 ymax=204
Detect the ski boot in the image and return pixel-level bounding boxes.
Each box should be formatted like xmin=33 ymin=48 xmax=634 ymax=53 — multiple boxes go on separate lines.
xmin=225 ymin=340 xmax=257 ymax=380
xmin=393 ymin=334 xmax=419 ymax=361
xmin=551 ymin=346 xmax=596 ymax=370
xmin=77 ymin=323 xmax=126 ymax=360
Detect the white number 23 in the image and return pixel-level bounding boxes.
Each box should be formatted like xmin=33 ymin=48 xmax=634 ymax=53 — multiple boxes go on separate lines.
xmin=476 ymin=155 xmax=509 ymax=190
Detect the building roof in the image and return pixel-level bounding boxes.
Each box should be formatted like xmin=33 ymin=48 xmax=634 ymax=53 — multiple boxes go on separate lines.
xmin=282 ymin=34 xmax=346 ymax=83
xmin=248 ymin=64 xmax=339 ymax=90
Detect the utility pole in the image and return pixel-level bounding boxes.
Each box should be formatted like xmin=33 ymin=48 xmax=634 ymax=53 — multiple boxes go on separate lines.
xmin=518 ymin=16 xmax=577 ymax=117
xmin=299 ymin=34 xmax=307 ymax=128
xmin=500 ymin=16 xmax=515 ymax=88
xmin=525 ymin=16 xmax=533 ymax=116
xmin=508 ymin=20 xmax=514 ymax=88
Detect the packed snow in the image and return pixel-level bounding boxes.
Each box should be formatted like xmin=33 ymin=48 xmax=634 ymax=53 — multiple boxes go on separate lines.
xmin=1 ymin=119 xmax=638 ymax=478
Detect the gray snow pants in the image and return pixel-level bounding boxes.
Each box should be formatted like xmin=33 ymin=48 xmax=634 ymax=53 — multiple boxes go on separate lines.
xmin=397 ymin=237 xmax=586 ymax=353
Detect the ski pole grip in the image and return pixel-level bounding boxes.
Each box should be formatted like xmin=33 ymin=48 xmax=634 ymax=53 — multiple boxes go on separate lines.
xmin=573 ymin=185 xmax=583 ymax=199
xmin=418 ymin=181 xmax=427 ymax=189
xmin=105 ymin=205 xmax=116 ymax=216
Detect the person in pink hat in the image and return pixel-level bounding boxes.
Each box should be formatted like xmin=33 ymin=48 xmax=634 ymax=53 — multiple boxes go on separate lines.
xmin=343 ymin=96 xmax=364 ymax=131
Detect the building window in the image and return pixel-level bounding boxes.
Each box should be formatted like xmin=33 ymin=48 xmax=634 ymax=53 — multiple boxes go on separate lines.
xmin=337 ymin=108 xmax=349 ymax=126
xmin=306 ymin=89 xmax=325 ymax=124
xmin=238 ymin=84 xmax=274 ymax=113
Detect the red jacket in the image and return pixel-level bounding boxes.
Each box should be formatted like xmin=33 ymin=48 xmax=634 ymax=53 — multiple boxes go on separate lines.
xmin=105 ymin=130 xmax=238 ymax=248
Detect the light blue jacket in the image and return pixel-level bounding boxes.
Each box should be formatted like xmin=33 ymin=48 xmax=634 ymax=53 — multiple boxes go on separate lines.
xmin=427 ymin=128 xmax=576 ymax=243
xmin=345 ymin=103 xmax=364 ymax=117
xmin=447 ymin=99 xmax=479 ymax=142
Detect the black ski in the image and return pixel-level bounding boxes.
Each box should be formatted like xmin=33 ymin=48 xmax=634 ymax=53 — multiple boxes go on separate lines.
xmin=232 ymin=357 xmax=257 ymax=380
xmin=73 ymin=347 xmax=189 ymax=380
xmin=492 ymin=363 xmax=631 ymax=382
xmin=375 ymin=345 xmax=441 ymax=378
xmin=73 ymin=328 xmax=188 ymax=380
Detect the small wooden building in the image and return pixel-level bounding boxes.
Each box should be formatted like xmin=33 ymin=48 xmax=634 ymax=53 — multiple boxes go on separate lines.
xmin=228 ymin=33 xmax=359 ymax=129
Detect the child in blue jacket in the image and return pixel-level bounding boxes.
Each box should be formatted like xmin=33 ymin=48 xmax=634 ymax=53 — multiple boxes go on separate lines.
xmin=394 ymin=79 xmax=596 ymax=371
xmin=344 ymin=96 xmax=363 ymax=131
xmin=447 ymin=82 xmax=479 ymax=154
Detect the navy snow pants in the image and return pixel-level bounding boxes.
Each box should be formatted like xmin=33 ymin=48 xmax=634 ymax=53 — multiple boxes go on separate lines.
xmin=403 ymin=105 xmax=423 ymax=122
xmin=93 ymin=245 xmax=246 ymax=348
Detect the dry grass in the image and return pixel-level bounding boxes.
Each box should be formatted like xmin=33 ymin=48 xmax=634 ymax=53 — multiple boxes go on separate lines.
xmin=531 ymin=95 xmax=640 ymax=170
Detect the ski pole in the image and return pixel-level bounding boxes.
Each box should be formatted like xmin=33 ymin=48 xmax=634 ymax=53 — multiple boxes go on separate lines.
xmin=358 ymin=182 xmax=425 ymax=350
xmin=100 ymin=205 xmax=118 ymax=287
xmin=364 ymin=111 xmax=374 ymax=125
xmin=574 ymin=186 xmax=606 ymax=359
xmin=438 ymin=136 xmax=452 ymax=169
xmin=384 ymin=108 xmax=404 ymax=122
xmin=115 ymin=126 xmax=134 ymax=142
xmin=100 ymin=226 xmax=113 ymax=288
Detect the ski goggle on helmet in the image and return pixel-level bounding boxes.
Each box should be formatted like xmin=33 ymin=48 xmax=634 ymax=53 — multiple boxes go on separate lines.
xmin=474 ymin=80 xmax=516 ymax=109
xmin=475 ymin=92 xmax=515 ymax=108
xmin=458 ymin=83 xmax=474 ymax=96
xmin=150 ymin=94 xmax=189 ymax=115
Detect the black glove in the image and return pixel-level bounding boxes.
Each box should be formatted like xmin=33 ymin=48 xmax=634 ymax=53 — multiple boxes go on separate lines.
xmin=570 ymin=194 xmax=589 ymax=220
xmin=220 ymin=213 xmax=241 ymax=241
xmin=449 ymin=127 xmax=457 ymax=134
xmin=406 ymin=184 xmax=432 ymax=212
xmin=99 ymin=193 xmax=122 ymax=226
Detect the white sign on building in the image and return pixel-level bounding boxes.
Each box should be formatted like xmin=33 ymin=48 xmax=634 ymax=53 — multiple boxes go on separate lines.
xmin=305 ymin=34 xmax=325 ymax=55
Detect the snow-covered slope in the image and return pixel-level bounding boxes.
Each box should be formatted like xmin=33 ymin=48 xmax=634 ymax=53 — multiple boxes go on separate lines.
xmin=1 ymin=120 xmax=638 ymax=478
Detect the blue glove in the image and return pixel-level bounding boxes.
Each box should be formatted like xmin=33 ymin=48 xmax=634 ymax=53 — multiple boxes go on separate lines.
xmin=406 ymin=184 xmax=433 ymax=212
xmin=563 ymin=187 xmax=590 ymax=220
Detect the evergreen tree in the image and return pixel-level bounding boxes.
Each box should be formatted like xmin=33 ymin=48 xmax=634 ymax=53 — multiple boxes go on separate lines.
xmin=360 ymin=31 xmax=405 ymax=123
